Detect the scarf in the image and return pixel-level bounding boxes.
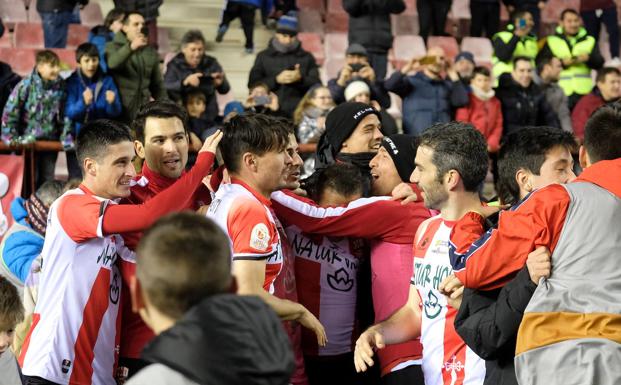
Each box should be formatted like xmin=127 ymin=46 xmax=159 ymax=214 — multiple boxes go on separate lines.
xmin=24 ymin=193 xmax=48 ymax=236
xmin=304 ymin=106 xmax=329 ymax=119
xmin=271 ymin=38 xmax=301 ymax=54
xmin=471 ymin=85 xmax=495 ymax=101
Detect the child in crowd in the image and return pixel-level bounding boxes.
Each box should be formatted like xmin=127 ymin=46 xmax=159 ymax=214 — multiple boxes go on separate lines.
xmin=293 ymin=85 xmax=333 ymax=145
xmin=456 ymin=66 xmax=503 ymax=153
xmin=243 ymin=82 xmax=281 ymax=115
xmin=0 ymin=276 xmax=25 ymax=385
xmin=183 ymin=90 xmax=212 ymax=168
xmin=344 ymin=80 xmax=399 ymax=135
xmin=1 ymin=50 xmax=71 ymax=188
xmin=127 ymin=212 xmax=294 ymax=385
xmin=88 ymin=8 xmax=125 ymax=73
xmin=65 ymin=43 xmax=122 ymax=179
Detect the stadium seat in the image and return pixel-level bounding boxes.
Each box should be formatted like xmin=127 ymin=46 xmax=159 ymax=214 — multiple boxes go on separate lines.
xmin=389 ymin=34 xmax=426 ymax=68
xmin=460 ymin=37 xmax=493 ymax=64
xmin=299 ymin=9 xmax=324 ymax=35
xmin=0 ymin=30 xmax=12 ymax=47
xmin=67 ymin=24 xmax=90 ymax=50
xmin=449 ymin=0 xmax=470 ymax=37
xmin=298 ymin=32 xmax=325 ymax=65
xmin=14 ymin=22 xmax=44 ymax=49
xmin=79 ymin=2 xmax=104 ymax=26
xmin=324 ymin=32 xmax=348 ymax=58
xmin=0 ymin=0 xmax=29 ymax=25
xmin=0 ymin=47 xmax=37 ymax=76
xmin=325 ymin=0 xmax=348 ymax=32
xmin=323 ymin=57 xmax=345 ymax=80
xmin=427 ymin=36 xmax=459 ymax=59
xmin=297 ymin=0 xmax=326 ymax=15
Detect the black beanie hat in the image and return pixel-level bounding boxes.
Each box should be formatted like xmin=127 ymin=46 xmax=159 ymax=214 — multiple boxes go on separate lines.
xmin=315 ymin=102 xmax=380 ymax=169
xmin=381 ymin=134 xmax=419 ymax=182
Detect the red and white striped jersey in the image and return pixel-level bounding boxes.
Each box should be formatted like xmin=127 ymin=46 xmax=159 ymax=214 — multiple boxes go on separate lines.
xmin=207 ymin=180 xmax=283 ymax=293
xmin=19 ymin=186 xmax=134 ymax=385
xmin=286 ymin=225 xmax=365 ymax=356
xmin=411 ymin=216 xmax=485 ymax=385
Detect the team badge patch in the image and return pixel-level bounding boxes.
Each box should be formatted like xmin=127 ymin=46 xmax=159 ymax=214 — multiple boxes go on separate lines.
xmin=250 ymin=223 xmax=270 ymax=251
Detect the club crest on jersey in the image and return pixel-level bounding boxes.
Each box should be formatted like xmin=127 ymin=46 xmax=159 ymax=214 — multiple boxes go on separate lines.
xmin=424 ymin=290 xmax=443 ymax=319
xmin=61 ymin=359 xmax=71 ymax=374
xmin=444 ymin=356 xmax=465 ymax=376
xmin=250 ymin=223 xmax=270 ymax=251
xmin=327 ymin=268 xmax=354 ymax=292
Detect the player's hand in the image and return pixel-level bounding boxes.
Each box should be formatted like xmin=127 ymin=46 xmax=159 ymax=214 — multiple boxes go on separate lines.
xmin=391 ymin=182 xmax=421 ymax=205
xmin=471 ymin=204 xmax=503 ymax=219
xmin=83 ymin=88 xmax=94 ymax=105
xmin=446 ymin=284 xmax=464 ymax=310
xmin=105 ymin=90 xmax=116 ymax=104
xmin=299 ymin=309 xmax=327 ymax=347
xmin=439 ymin=274 xmax=463 ymax=296
xmin=526 ymin=246 xmax=551 ymax=284
xmin=354 ymin=327 xmax=385 ymax=372
xmin=199 ymin=129 xmax=223 ymax=153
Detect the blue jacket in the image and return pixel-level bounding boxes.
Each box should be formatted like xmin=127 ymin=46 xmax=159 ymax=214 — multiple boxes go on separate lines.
xmin=65 ymin=69 xmax=122 ymax=137
xmin=88 ymin=26 xmax=115 ymax=73
xmin=1 ymin=198 xmax=44 ymax=283
xmin=384 ymin=71 xmax=468 ymax=135
xmin=229 ymin=0 xmax=272 ymax=18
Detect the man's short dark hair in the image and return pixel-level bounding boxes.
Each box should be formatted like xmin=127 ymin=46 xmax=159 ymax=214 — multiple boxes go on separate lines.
xmin=472 ymin=66 xmax=490 ymax=78
xmin=513 ymin=56 xmax=532 ymax=68
xmin=76 ymin=42 xmax=100 ymax=63
xmin=104 ymin=8 xmax=125 ymax=29
xmin=310 ymin=163 xmax=363 ymax=202
xmin=510 ymin=10 xmax=531 ymax=24
xmin=560 ymin=8 xmax=579 ymax=20
xmin=596 ymin=67 xmax=621 ymax=84
xmin=419 ymin=122 xmax=488 ymax=192
xmin=0 ymin=276 xmax=24 ymax=330
xmin=122 ymin=11 xmax=144 ymax=24
xmin=497 ymin=126 xmax=576 ymax=205
xmin=180 ymin=29 xmax=206 ymax=47
xmin=77 ymin=119 xmax=133 ymax=166
xmin=584 ymin=104 xmax=621 ymax=163
xmin=132 ymin=100 xmax=190 ymax=143
xmin=36 ymin=50 xmax=59 ymax=66
xmin=536 ymin=54 xmax=557 ymax=75
xmin=219 ymin=113 xmax=290 ymax=173
xmin=136 ymin=212 xmax=232 ymax=319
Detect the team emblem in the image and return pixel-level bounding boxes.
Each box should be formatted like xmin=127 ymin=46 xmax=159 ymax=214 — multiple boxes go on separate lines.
xmin=250 ymin=223 xmax=270 ymax=251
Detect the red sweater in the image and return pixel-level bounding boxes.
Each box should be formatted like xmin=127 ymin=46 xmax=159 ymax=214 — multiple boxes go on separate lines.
xmin=456 ymin=93 xmax=503 ymax=152
xmin=571 ymin=92 xmax=605 ymax=141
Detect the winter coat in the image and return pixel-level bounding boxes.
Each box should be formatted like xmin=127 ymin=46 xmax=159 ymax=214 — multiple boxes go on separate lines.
xmin=384 ymin=71 xmax=469 ymax=135
xmin=343 ymin=0 xmax=405 ymax=54
xmin=571 ymin=90 xmax=610 ymax=141
xmin=64 ymin=69 xmax=122 ymax=138
xmin=1 ymin=69 xmax=70 ymax=145
xmin=0 ymin=62 xmax=21 ymax=113
xmin=114 ymin=0 xmax=163 ymax=21
xmin=164 ymin=52 xmax=230 ymax=121
xmin=106 ymin=31 xmax=167 ymax=121
xmin=327 ymin=74 xmax=390 ymax=108
xmin=126 ymin=294 xmax=295 ymax=385
xmin=540 ymin=81 xmax=573 ymax=134
xmin=455 ymin=267 xmax=537 ymax=385
xmin=88 ymin=25 xmax=115 ymax=73
xmin=456 ymin=92 xmax=503 ymax=152
xmin=36 ymin=0 xmax=87 ymax=13
xmin=248 ymin=40 xmax=320 ymax=118
xmin=495 ymin=73 xmax=559 ymax=138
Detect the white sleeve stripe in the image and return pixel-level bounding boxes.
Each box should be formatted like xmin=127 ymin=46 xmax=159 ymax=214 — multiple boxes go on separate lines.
xmin=270 ymin=191 xmax=391 ymax=219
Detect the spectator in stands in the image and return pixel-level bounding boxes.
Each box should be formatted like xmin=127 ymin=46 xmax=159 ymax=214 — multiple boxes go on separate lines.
xmin=89 ymin=8 xmax=125 ymax=73
xmin=114 ymin=0 xmax=163 ymax=47
xmin=106 ymin=11 xmax=167 ymax=122
xmin=580 ymin=0 xmax=620 ymax=66
xmin=249 ymin=15 xmax=320 ymax=118
xmin=215 ymin=0 xmax=272 ymax=54
xmin=492 ymin=10 xmax=537 ymax=84
xmin=0 ymin=276 xmax=24 ymax=385
xmin=328 ymin=44 xmax=390 ymax=108
xmin=504 ymin=0 xmax=546 ymax=35
xmin=244 ymin=82 xmax=282 ymax=115
xmin=456 ymin=66 xmax=503 ymax=153
xmin=185 ymin=90 xmax=217 ymax=143
xmin=344 ymin=80 xmax=398 ymax=135
xmin=454 ymin=51 xmax=476 ymax=86
xmin=343 ymin=0 xmax=405 ymax=80
xmin=65 ymin=43 xmax=122 ymax=180
xmin=384 ymin=46 xmax=469 ymax=136
xmin=417 ymin=0 xmax=452 ymax=40
xmin=571 ymin=67 xmax=621 ymax=143
xmin=470 ymin=0 xmax=501 ymax=39
xmin=1 ymin=50 xmax=71 ymax=188
xmin=165 ymin=30 xmax=230 ymax=127
xmin=293 ymin=85 xmax=333 ymax=145
xmin=36 ymin=0 xmax=88 ymax=48
xmin=536 ymin=55 xmax=573 ymax=133
xmin=539 ymin=9 xmax=604 ymax=109
xmin=0 ymin=19 xmax=20 ymax=113
xmin=496 ymin=56 xmax=559 ymax=137
xmin=126 ymin=212 xmax=294 ymax=385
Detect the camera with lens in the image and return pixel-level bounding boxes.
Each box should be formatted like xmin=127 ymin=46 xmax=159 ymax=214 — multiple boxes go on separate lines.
xmin=349 ymin=63 xmax=365 ymax=72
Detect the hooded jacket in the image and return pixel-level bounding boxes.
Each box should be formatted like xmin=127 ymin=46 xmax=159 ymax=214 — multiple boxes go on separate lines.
xmin=248 ymin=39 xmax=320 ymax=118
xmin=343 ymin=0 xmax=405 ymax=54
xmin=571 ymin=88 xmax=611 ymax=141
xmin=128 ymin=294 xmax=295 ymax=385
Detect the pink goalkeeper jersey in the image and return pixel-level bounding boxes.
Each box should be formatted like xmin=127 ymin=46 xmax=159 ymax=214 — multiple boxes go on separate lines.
xmin=411 ymin=216 xmax=485 ymax=385
xmin=20 ymin=186 xmax=134 ymax=385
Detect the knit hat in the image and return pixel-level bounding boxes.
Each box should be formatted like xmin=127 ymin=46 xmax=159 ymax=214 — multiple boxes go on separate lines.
xmin=315 ymin=102 xmax=380 ymax=169
xmin=223 ymin=101 xmax=245 ymax=117
xmin=380 ymin=134 xmax=419 ymax=182
xmin=344 ymin=80 xmax=371 ymax=102
xmin=24 ymin=193 xmax=49 ymax=236
xmin=455 ymin=51 xmax=475 ymax=65
xmin=276 ymin=15 xmax=298 ymax=36
xmin=345 ymin=43 xmax=368 ymax=57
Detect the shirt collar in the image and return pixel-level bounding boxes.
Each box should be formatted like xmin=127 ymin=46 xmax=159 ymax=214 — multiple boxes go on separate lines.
xmin=230 ymin=177 xmax=272 ymax=207
xmin=140 ymin=161 xmax=180 ymax=193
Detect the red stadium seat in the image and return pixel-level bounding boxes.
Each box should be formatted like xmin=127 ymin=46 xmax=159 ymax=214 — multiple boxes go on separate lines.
xmin=297 ymin=0 xmax=326 ymax=15
xmin=67 ymin=24 xmax=90 ymax=50
xmin=0 ymin=30 xmax=13 ymax=47
xmin=460 ymin=37 xmax=494 ymax=65
xmin=14 ymin=22 xmax=44 ymax=49
xmin=324 ymin=32 xmax=348 ymax=58
xmin=427 ymin=36 xmax=459 ymax=60
xmin=299 ymin=9 xmax=324 ymax=35
xmin=389 ymin=34 xmax=426 ymax=68
xmin=157 ymin=27 xmax=171 ymax=58
xmin=298 ymin=32 xmax=325 ymax=65
xmin=51 ymin=48 xmax=78 ymax=71
xmin=79 ymin=2 xmax=104 ymax=26
xmin=323 ymin=57 xmax=345 ymax=80
xmin=0 ymin=47 xmax=37 ymax=76
xmin=0 ymin=0 xmax=29 ymax=25
xmin=325 ymin=0 xmax=348 ymax=32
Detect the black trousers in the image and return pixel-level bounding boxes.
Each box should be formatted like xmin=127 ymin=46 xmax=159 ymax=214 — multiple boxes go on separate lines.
xmin=582 ymin=7 xmax=619 ymax=58
xmin=368 ymin=52 xmax=388 ymax=81
xmin=35 ymin=150 xmax=58 ymax=189
xmin=219 ymin=2 xmax=257 ymax=49
xmin=417 ymin=0 xmax=452 ymax=40
xmin=24 ymin=376 xmax=60 ymax=385
xmin=305 ymin=353 xmax=381 ymax=385
xmin=470 ymin=1 xmax=500 ymax=39
xmin=381 ymin=364 xmax=425 ymax=385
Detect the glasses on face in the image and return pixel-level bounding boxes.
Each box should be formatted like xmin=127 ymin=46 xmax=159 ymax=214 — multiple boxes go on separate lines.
xmin=314 ymin=96 xmax=332 ymax=100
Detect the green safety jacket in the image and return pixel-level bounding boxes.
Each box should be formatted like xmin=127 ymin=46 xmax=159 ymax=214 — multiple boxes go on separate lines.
xmin=492 ymin=24 xmax=538 ymax=81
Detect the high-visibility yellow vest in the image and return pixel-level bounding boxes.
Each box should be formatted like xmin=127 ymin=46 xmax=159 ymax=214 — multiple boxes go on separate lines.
xmin=546 ymin=27 xmax=596 ymax=96
xmin=492 ymin=26 xmax=538 ymax=82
